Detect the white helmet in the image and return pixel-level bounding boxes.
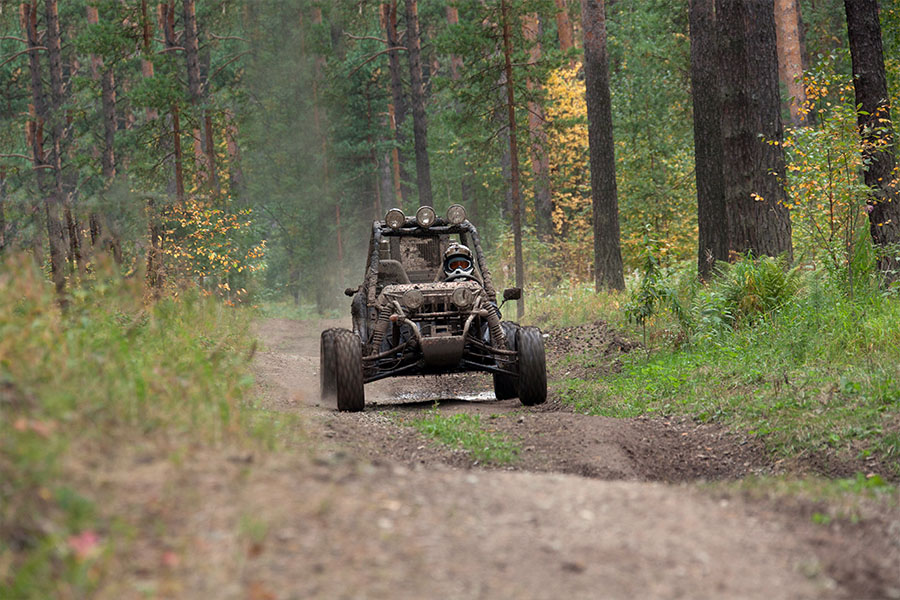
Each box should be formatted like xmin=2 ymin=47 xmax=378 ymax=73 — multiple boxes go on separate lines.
xmin=443 ymin=243 xmax=474 ymax=281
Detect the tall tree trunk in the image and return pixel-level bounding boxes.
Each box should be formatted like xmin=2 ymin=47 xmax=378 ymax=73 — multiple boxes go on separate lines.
xmin=22 ymin=2 xmax=66 ymax=297
xmin=0 ymin=167 xmax=7 ymax=254
xmin=182 ymin=0 xmax=217 ymax=194
xmin=845 ymin=0 xmax=900 ymax=281
xmin=160 ymin=2 xmax=185 ymax=205
xmin=86 ymin=5 xmax=122 ymax=262
xmin=555 ymin=0 xmax=575 ymax=56
xmin=46 ymin=0 xmax=83 ymax=275
xmin=404 ymin=0 xmax=433 ymax=207
xmin=141 ymin=1 xmax=158 ymax=120
xmin=224 ymin=108 xmax=243 ymax=189
xmin=182 ymin=0 xmax=201 ymax=103
xmin=774 ymin=0 xmax=809 ymax=126
xmin=522 ymin=13 xmax=553 ymax=239
xmin=717 ymin=0 xmax=793 ymax=259
xmin=387 ymin=103 xmax=403 ymax=207
xmin=312 ymin=7 xmax=341 ymax=265
xmin=381 ymin=2 xmax=410 ymax=207
xmin=140 ymin=0 xmax=164 ymax=289
xmin=581 ymin=0 xmax=625 ymax=291
xmin=446 ymin=5 xmax=475 ymax=214
xmin=690 ymin=0 xmax=728 ymax=279
xmin=501 ymin=0 xmax=525 ymax=318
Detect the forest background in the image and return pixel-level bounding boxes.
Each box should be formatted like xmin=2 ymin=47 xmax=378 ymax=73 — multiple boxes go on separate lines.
xmin=3 ymin=1 xmax=900 ymax=595
xmin=1 ymin=0 xmax=897 ymax=308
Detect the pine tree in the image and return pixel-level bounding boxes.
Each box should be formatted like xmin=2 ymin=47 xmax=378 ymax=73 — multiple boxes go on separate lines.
xmin=581 ymin=0 xmax=624 ymax=291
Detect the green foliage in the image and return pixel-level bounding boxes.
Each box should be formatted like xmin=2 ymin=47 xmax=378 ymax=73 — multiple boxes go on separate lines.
xmin=0 ymin=256 xmax=258 ymax=597
xmin=623 ymin=230 xmax=687 ymax=348
xmin=405 ymin=410 xmax=519 ymax=464
xmin=706 ymin=254 xmax=801 ymax=327
xmin=607 ymin=1 xmax=696 ymax=266
xmin=556 ymin=267 xmax=900 ymax=474
xmin=523 ymin=280 xmax=624 ymax=329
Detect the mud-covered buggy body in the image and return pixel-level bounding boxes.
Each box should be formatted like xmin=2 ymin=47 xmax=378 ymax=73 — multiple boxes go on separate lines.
xmin=320 ymin=206 xmax=547 ymax=411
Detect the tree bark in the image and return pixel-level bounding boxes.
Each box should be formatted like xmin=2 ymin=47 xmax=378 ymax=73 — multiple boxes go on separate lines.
xmin=446 ymin=5 xmax=476 ymax=215
xmin=22 ymin=2 xmax=67 ymax=296
xmin=717 ymin=0 xmax=792 ymax=259
xmin=501 ymin=0 xmax=526 ymax=318
xmin=844 ymin=0 xmax=900 ymax=281
xmin=312 ymin=7 xmax=341 ymax=264
xmin=45 ymin=0 xmax=84 ymax=274
xmin=182 ymin=0 xmax=217 ymax=194
xmin=0 ymin=168 xmax=7 ymax=254
xmin=381 ymin=2 xmax=410 ymax=207
xmin=160 ymin=2 xmax=185 ymax=205
xmin=86 ymin=5 xmax=122 ymax=262
xmin=404 ymin=0 xmax=433 ymax=207
xmin=140 ymin=1 xmax=158 ymax=120
xmin=555 ymin=0 xmax=575 ymax=56
xmin=774 ymin=0 xmax=808 ymax=126
xmin=690 ymin=0 xmax=728 ymax=279
xmin=581 ymin=0 xmax=625 ymax=291
xmin=522 ymin=13 xmax=554 ymax=240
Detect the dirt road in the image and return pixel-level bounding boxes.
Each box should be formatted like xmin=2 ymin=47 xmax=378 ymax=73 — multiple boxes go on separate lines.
xmin=99 ymin=318 xmax=899 ymax=599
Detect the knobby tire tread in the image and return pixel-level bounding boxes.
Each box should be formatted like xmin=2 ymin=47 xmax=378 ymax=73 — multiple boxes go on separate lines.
xmin=334 ymin=329 xmax=365 ymax=412
xmin=517 ymin=326 xmax=547 ymax=406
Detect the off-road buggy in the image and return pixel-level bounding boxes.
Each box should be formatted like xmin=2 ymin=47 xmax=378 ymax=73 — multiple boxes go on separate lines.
xmin=320 ymin=204 xmax=547 ymax=412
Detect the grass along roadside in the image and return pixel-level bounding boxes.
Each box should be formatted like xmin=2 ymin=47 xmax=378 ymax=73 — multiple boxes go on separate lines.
xmin=0 ymin=258 xmax=280 ymax=598
xmin=400 ymin=410 xmax=520 ymax=465
xmin=539 ymin=267 xmax=900 ymax=478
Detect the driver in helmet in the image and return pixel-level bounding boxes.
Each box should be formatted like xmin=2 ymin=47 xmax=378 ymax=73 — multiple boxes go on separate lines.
xmin=442 ymin=243 xmax=478 ymax=283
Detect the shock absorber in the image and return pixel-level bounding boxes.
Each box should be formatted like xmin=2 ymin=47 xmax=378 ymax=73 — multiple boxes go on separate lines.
xmin=368 ymin=303 xmax=392 ymax=354
xmin=485 ymin=303 xmax=507 ymax=349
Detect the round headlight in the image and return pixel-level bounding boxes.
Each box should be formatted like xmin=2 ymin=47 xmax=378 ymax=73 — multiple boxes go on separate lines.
xmin=402 ymin=289 xmax=424 ymax=310
xmin=385 ymin=208 xmax=405 ymax=229
xmin=451 ymin=286 xmax=474 ymax=309
xmin=446 ymin=203 xmax=467 ymax=225
xmin=415 ymin=206 xmax=436 ymax=228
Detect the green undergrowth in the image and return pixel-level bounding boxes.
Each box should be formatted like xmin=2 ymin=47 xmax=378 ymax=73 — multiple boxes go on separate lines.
xmin=709 ymin=473 xmax=898 ymax=526
xmin=402 ymin=410 xmax=519 ymax=464
xmin=551 ymin=265 xmax=900 ymax=476
xmin=524 ymin=281 xmax=625 ymax=329
xmin=0 ymin=258 xmax=273 ymax=598
xmin=257 ymin=298 xmax=340 ymax=321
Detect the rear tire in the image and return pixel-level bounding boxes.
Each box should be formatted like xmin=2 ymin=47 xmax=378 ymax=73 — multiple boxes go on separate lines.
xmin=334 ymin=329 xmax=365 ymax=412
xmin=517 ymin=326 xmax=546 ymax=406
xmin=492 ymin=321 xmax=519 ymax=401
xmin=320 ymin=328 xmax=338 ymax=400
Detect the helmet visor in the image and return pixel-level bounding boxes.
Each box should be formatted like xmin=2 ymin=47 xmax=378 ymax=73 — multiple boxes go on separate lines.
xmin=447 ymin=257 xmax=472 ymax=272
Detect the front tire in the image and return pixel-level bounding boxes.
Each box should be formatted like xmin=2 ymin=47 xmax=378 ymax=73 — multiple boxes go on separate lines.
xmin=492 ymin=321 xmax=519 ymax=400
xmin=333 ymin=329 xmax=365 ymax=412
xmin=320 ymin=329 xmax=339 ymax=400
xmin=517 ymin=326 xmax=546 ymax=406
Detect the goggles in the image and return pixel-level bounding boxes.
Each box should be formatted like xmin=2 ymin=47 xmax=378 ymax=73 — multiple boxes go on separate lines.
xmin=447 ymin=257 xmax=472 ymax=271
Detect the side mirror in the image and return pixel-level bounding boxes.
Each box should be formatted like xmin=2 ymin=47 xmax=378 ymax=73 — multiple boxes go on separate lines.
xmin=344 ymin=287 xmax=359 ymax=297
xmin=502 ymin=287 xmax=522 ymax=301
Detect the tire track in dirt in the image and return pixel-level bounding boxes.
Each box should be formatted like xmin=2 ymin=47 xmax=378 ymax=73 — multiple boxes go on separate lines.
xmin=247 ymin=317 xmax=900 ymax=600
